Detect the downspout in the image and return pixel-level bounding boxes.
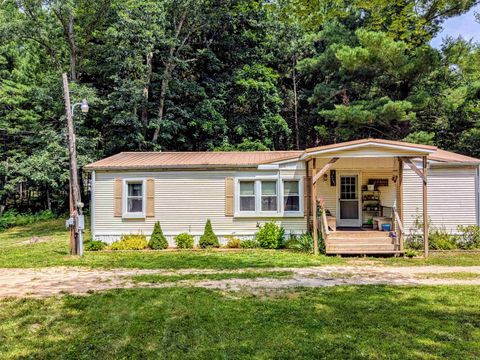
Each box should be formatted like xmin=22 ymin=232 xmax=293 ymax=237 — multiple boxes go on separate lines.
xmin=91 ymin=170 xmax=96 ymax=240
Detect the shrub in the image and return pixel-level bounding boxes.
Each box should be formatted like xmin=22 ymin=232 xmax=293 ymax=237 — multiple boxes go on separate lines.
xmin=457 ymin=225 xmax=480 ymax=249
xmin=175 ymin=233 xmax=194 ymax=249
xmin=84 ymin=240 xmax=106 ymax=251
xmin=429 ymin=228 xmax=458 ymax=250
xmin=286 ymin=233 xmax=325 ymax=254
xmin=404 ymin=249 xmax=418 ymax=258
xmin=255 ymin=222 xmax=285 ymax=249
xmin=109 ymin=234 xmax=148 ymax=250
xmin=0 ymin=210 xmax=55 ymax=231
xmin=405 ymin=213 xmax=459 ymax=250
xmin=225 ymin=236 xmax=241 ymax=248
xmin=240 ymin=239 xmax=260 ymax=249
xmin=149 ymin=221 xmax=168 ymax=250
xmin=199 ymin=219 xmax=219 ymax=248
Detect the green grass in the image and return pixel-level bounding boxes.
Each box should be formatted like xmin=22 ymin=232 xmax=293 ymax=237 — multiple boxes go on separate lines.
xmin=2 ymin=219 xmax=480 ymax=269
xmin=418 ymin=272 xmax=480 ymax=280
xmin=131 ymin=270 xmax=294 ymax=283
xmin=375 ymin=252 xmax=480 ymax=267
xmin=1 ymin=286 xmax=479 ymax=359
xmin=0 ymin=219 xmax=342 ymax=269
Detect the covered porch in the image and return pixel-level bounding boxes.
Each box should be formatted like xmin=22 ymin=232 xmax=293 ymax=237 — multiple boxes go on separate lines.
xmin=303 ymin=139 xmax=436 ymax=256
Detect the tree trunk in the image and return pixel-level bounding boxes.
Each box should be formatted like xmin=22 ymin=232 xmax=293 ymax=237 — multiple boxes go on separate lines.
xmin=46 ymin=186 xmax=51 ymax=211
xmin=292 ymin=55 xmax=300 ymax=150
xmin=152 ymin=62 xmax=174 ymax=143
xmin=151 ymin=8 xmax=188 ymax=143
xmin=141 ymin=51 xmax=153 ymax=129
xmin=67 ymin=14 xmax=77 ymax=81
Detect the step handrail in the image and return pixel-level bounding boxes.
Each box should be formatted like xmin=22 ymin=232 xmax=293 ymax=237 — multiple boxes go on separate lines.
xmin=392 ymin=207 xmax=404 ymax=251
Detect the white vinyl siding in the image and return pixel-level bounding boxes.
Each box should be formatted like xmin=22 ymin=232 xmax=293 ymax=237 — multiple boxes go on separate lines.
xmin=93 ymin=169 xmax=307 ymax=245
xmin=403 ymin=166 xmax=478 ymax=234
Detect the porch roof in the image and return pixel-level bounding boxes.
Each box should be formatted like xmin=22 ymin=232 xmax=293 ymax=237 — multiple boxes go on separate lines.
xmin=302 ymin=138 xmax=437 ymax=159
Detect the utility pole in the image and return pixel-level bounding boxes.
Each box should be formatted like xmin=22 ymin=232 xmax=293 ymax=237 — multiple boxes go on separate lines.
xmin=62 ymin=73 xmax=85 ymax=256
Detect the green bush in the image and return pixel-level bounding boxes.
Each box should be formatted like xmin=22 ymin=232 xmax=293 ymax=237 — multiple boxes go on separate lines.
xmin=84 ymin=240 xmax=106 ymax=251
xmin=457 ymin=225 xmax=480 ymax=249
xmin=0 ymin=210 xmax=56 ymax=231
xmin=225 ymin=236 xmax=241 ymax=248
xmin=429 ymin=228 xmax=458 ymax=250
xmin=199 ymin=219 xmax=219 ymax=248
xmin=255 ymin=222 xmax=285 ymax=249
xmin=405 ymin=213 xmax=459 ymax=250
xmin=149 ymin=221 xmax=168 ymax=250
xmin=109 ymin=234 xmax=148 ymax=250
xmin=240 ymin=239 xmax=260 ymax=249
xmin=175 ymin=233 xmax=194 ymax=249
xmin=285 ymin=233 xmax=324 ymax=254
xmin=404 ymin=249 xmax=418 ymax=258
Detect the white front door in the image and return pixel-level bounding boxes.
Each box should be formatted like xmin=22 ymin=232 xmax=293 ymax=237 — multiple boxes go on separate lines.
xmin=337 ymin=174 xmax=361 ymax=227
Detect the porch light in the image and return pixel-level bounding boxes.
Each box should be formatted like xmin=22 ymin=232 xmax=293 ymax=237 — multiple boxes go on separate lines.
xmin=322 ymin=173 xmax=328 ymax=182
xmin=80 ymin=99 xmax=89 ymax=113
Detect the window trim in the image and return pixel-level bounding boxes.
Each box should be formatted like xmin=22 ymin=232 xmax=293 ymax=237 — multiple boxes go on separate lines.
xmin=260 ymin=180 xmax=279 ymax=212
xmin=234 ymin=176 xmax=303 ymax=217
xmin=239 ymin=180 xmax=256 ymax=213
xmin=282 ymin=179 xmax=301 ymax=213
xmin=123 ymin=178 xmax=146 ymax=218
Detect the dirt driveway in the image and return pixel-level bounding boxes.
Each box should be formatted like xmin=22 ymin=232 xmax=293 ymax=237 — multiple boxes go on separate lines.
xmin=1 ymin=266 xmax=480 ymax=298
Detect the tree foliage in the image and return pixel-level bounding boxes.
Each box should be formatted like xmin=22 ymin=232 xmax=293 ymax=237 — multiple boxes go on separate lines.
xmin=1 ymin=0 xmax=479 ymax=213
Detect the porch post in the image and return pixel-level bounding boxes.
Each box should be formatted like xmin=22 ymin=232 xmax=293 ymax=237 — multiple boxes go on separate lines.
xmin=398 ymin=158 xmax=404 ymax=252
xmin=306 ymin=159 xmax=312 ymax=232
xmin=422 ymin=156 xmax=429 ymax=257
xmin=311 ymin=159 xmax=318 ymax=256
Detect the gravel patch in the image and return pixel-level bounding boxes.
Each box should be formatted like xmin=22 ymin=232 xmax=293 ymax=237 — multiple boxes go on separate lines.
xmin=1 ymin=266 xmax=480 ymax=298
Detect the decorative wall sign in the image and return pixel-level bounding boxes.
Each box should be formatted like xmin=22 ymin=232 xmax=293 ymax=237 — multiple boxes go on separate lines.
xmin=330 ymin=170 xmax=336 ymax=186
xmin=368 ymin=179 xmax=389 ymax=187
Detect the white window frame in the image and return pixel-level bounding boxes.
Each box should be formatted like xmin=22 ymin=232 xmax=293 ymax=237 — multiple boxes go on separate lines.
xmin=282 ymin=179 xmax=302 ymax=214
xmin=238 ymin=180 xmax=257 ymax=213
xmin=123 ymin=178 xmax=146 ymax=218
xmin=235 ymin=175 xmax=303 ymax=217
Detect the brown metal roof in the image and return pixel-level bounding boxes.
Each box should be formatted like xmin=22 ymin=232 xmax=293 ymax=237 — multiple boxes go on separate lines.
xmin=84 ymin=139 xmax=480 ymax=170
xmin=84 ymin=151 xmax=304 ymax=170
xmin=428 ymin=149 xmax=480 ymax=164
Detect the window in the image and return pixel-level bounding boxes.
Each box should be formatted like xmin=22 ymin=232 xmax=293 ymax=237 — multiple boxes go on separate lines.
xmin=284 ymin=181 xmax=300 ymax=212
xmin=239 ymin=181 xmax=255 ymax=211
xmin=261 ymin=181 xmax=277 ymax=211
xmin=126 ymin=181 xmax=144 ymax=214
xmin=236 ymin=178 xmax=302 ymax=216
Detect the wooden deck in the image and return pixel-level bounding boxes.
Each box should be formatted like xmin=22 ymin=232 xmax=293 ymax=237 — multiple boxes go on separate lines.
xmin=325 ymin=230 xmax=402 ymax=255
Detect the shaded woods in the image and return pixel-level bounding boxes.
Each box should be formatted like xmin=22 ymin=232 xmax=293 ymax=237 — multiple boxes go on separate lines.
xmin=1 ymin=0 xmax=479 ymax=214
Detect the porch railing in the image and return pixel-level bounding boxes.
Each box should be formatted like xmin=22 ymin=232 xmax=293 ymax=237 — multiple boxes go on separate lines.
xmin=318 ymin=204 xmax=330 ymax=244
xmin=392 ymin=207 xmax=404 ymax=252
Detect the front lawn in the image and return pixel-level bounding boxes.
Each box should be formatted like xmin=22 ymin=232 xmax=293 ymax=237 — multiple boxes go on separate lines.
xmin=2 ymin=219 xmax=480 ymax=268
xmin=0 ymin=219 xmax=342 ymax=269
xmin=1 ymin=286 xmax=479 ymax=359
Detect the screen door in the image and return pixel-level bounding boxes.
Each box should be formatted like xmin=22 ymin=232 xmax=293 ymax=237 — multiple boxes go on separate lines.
xmin=338 ymin=175 xmax=361 ymax=227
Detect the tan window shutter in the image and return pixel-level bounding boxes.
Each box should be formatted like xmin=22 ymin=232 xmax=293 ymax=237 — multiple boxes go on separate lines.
xmin=304 ymin=176 xmax=311 ymax=218
xmin=146 ymin=178 xmax=155 ymax=217
xmin=225 ymin=177 xmax=234 ymax=216
xmin=114 ymin=179 xmax=123 ymax=217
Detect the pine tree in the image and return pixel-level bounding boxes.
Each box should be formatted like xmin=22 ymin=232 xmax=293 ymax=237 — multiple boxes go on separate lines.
xmin=149 ymin=221 xmax=168 ymax=250
xmin=199 ymin=219 xmax=219 ymax=248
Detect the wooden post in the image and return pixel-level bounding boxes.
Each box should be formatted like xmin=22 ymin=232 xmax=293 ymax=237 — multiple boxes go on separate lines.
xmin=398 ymin=158 xmax=404 ymax=252
xmin=62 ymin=73 xmax=83 ymax=256
xmin=422 ymin=156 xmax=428 ymax=257
xmin=306 ymin=159 xmax=311 ymax=232
xmin=311 ymin=159 xmax=318 ymax=255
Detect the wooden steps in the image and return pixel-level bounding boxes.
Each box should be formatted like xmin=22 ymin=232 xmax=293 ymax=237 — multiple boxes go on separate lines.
xmin=326 ymin=230 xmax=400 ymax=255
